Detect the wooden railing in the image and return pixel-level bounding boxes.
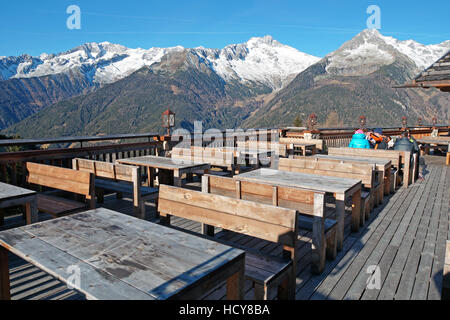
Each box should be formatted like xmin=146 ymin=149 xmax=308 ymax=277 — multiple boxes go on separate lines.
xmin=0 ymin=133 xmax=163 ymax=186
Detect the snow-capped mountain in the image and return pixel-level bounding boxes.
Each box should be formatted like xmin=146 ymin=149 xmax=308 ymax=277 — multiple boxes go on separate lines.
xmin=0 ymin=43 xmax=184 ymax=84
xmin=194 ymin=35 xmax=320 ymax=90
xmin=325 ymin=29 xmax=450 ymax=76
xmin=0 ymin=36 xmax=319 ymax=90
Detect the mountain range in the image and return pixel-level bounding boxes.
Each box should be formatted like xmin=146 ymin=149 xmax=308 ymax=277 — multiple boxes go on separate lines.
xmin=1 ymin=29 xmax=449 ymax=138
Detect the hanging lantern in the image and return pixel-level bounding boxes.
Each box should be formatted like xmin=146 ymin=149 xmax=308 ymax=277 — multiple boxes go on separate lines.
xmin=162 ymin=109 xmax=176 ymax=135
xmin=359 ymin=115 xmax=367 ymax=130
xmin=401 ymin=116 xmax=408 ymax=129
xmin=307 ymin=113 xmax=318 ymax=131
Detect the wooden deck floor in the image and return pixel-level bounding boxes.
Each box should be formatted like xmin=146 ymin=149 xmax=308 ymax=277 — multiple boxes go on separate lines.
xmin=2 ymin=155 xmax=449 ymax=300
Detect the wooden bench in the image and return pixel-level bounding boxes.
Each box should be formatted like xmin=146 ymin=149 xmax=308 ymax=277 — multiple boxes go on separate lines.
xmin=158 ymin=184 xmax=299 ymax=300
xmin=327 ymin=147 xmax=413 ymax=190
xmin=26 ymin=162 xmax=95 ymax=218
xmin=202 ymin=174 xmax=337 ymax=273
xmin=279 ymin=157 xmax=377 ymax=223
xmin=72 ymin=158 xmax=158 ymax=219
xmin=172 ymin=147 xmax=238 ymax=175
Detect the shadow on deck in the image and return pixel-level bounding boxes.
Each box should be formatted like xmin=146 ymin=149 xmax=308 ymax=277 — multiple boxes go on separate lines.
xmin=2 ymin=155 xmax=449 ymax=300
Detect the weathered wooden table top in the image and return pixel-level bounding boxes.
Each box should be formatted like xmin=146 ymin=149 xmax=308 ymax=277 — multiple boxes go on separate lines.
xmin=0 ymin=208 xmax=244 ymax=300
xmin=290 ymin=142 xmax=316 ymax=147
xmin=0 ymin=182 xmax=36 ymax=201
xmin=234 ymin=168 xmax=361 ymax=194
xmin=223 ymin=147 xmax=273 ymax=156
xmin=117 ymin=155 xmax=210 ymax=170
xmin=416 ymin=138 xmax=450 ymax=145
xmin=313 ymin=154 xmax=391 ymax=167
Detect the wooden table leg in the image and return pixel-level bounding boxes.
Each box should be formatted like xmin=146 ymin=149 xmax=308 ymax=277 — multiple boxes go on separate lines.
xmin=226 ymin=264 xmax=244 ymax=300
xmin=385 ymin=167 xmax=391 ymax=195
xmin=25 ymin=196 xmax=38 ymax=225
xmin=335 ymin=194 xmax=345 ymax=251
xmin=311 ymin=215 xmax=326 ymax=274
xmin=351 ymin=189 xmax=361 ymax=232
xmin=173 ymin=171 xmax=183 ymax=187
xmin=0 ymin=247 xmax=11 ymax=300
xmin=147 ymin=167 xmax=154 ymax=187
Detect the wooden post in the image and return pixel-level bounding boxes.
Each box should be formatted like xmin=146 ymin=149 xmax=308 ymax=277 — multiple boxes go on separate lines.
xmin=226 ymin=262 xmax=245 ymax=300
xmin=0 ymin=246 xmax=10 ymax=300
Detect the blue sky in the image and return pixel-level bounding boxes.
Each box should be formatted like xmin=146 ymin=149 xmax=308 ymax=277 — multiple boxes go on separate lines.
xmin=0 ymin=0 xmax=449 ymax=58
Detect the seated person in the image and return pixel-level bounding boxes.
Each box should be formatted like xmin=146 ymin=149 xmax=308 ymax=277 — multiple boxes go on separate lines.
xmin=394 ymin=131 xmax=414 ymax=152
xmin=394 ymin=131 xmax=423 ymax=180
xmin=368 ymin=128 xmax=390 ymax=150
xmin=349 ymin=129 xmax=371 ymax=149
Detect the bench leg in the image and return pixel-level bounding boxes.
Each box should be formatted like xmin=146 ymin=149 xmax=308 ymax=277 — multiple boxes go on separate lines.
xmin=385 ymin=169 xmax=391 ymax=196
xmin=379 ymin=185 xmax=384 ymax=205
xmin=133 ymin=202 xmax=146 ymax=220
xmin=326 ymin=229 xmax=337 ymax=260
xmin=201 ymin=224 xmax=215 ymax=237
xmin=160 ymin=214 xmax=171 ymax=226
xmin=96 ymin=188 xmax=105 ymax=203
xmin=277 ymin=269 xmax=295 ymax=300
xmin=25 ymin=197 xmax=38 ymax=225
xmin=351 ymin=190 xmax=361 ymax=232
xmin=254 ymin=283 xmax=268 ymax=300
xmin=226 ymin=268 xmax=244 ymax=300
xmin=0 ymin=247 xmax=11 ymax=300
xmin=365 ymin=199 xmax=370 ymax=221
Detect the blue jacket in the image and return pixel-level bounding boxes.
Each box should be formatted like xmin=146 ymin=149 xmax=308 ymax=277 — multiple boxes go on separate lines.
xmin=349 ymin=133 xmax=371 ymax=149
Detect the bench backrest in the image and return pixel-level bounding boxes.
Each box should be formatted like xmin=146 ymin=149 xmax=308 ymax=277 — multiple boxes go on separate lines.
xmin=202 ymin=174 xmax=325 ymax=216
xmin=279 ymin=157 xmax=375 ymax=187
xmin=158 ymin=184 xmax=298 ymax=249
xmin=26 ymin=162 xmax=95 ymax=201
xmin=327 ymin=147 xmax=404 ymax=167
xmin=279 ymin=137 xmax=324 ymax=151
xmin=172 ymin=147 xmax=234 ymax=167
xmin=235 ymin=141 xmax=287 ymax=157
xmin=72 ymin=158 xmax=139 ymax=183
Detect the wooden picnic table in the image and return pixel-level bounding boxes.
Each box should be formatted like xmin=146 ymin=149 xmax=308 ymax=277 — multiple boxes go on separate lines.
xmin=313 ymin=154 xmax=392 ymax=197
xmin=116 ymin=155 xmax=210 ymax=187
xmin=0 ymin=182 xmax=38 ymax=226
xmin=416 ymin=138 xmax=450 ymax=155
xmin=233 ymin=168 xmax=362 ymax=251
xmin=0 ymin=208 xmax=245 ymax=300
xmin=288 ymin=143 xmax=317 ymax=156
